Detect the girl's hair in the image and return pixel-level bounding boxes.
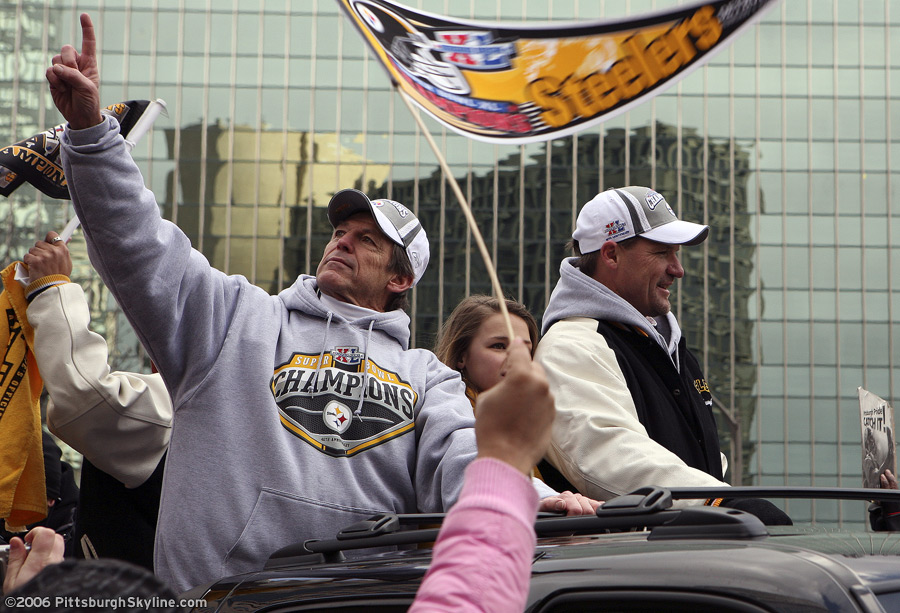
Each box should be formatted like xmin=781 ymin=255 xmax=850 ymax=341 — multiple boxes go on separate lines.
xmin=434 ymin=295 xmax=539 ymax=385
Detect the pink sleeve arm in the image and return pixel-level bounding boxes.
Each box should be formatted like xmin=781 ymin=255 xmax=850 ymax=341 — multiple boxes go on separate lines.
xmin=409 ymin=457 xmax=539 ymax=613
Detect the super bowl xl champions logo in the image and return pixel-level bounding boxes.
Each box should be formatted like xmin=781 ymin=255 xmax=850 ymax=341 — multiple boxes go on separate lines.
xmin=271 ymin=347 xmax=418 ymax=457
xmin=351 ymin=0 xmax=515 ymax=96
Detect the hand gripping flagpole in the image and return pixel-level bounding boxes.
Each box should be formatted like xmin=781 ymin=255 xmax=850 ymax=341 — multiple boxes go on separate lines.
xmin=397 ymin=90 xmax=516 ymax=342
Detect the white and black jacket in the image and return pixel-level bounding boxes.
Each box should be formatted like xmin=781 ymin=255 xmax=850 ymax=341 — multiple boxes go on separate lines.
xmin=535 ymin=258 xmax=729 ymax=502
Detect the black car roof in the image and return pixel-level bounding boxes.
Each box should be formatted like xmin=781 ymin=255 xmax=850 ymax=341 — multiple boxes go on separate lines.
xmin=182 ymin=486 xmax=900 ymax=613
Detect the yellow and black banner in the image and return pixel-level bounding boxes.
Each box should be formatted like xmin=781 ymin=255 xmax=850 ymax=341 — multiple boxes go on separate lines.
xmin=0 ymin=262 xmax=46 ymax=526
xmin=338 ymin=0 xmax=778 ymax=144
xmin=0 ymin=100 xmax=151 ymax=199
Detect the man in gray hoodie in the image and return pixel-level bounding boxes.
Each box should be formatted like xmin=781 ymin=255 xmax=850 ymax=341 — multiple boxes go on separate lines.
xmin=45 ymin=13 xmax=592 ymax=593
xmin=535 ymin=186 xmax=731 ymax=503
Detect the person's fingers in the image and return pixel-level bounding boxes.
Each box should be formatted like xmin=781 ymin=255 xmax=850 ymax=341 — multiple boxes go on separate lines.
xmin=505 ymin=337 xmax=531 ymax=368
xmin=3 ymin=537 xmax=28 ymax=592
xmin=45 ymin=232 xmax=67 ymax=249
xmin=505 ymin=339 xmax=548 ymax=391
xmin=60 ymin=44 xmax=78 ymax=68
xmin=496 ymin=337 xmax=532 ymax=382
xmin=24 ymin=527 xmax=65 ymax=563
xmin=45 ymin=65 xmax=67 ymax=90
xmin=537 ymin=494 xmax=597 ymax=516
xmin=6 ymin=537 xmax=26 ymax=566
xmin=568 ymin=498 xmax=588 ymax=516
xmin=29 ymin=241 xmax=52 ymax=257
xmin=559 ymin=492 xmax=588 ymax=516
xmin=577 ymin=494 xmax=595 ymax=515
xmin=80 ymin=13 xmax=97 ymax=59
xmin=547 ymin=492 xmax=588 ymax=516
xmin=24 ymin=231 xmax=72 ymax=280
xmin=50 ymin=63 xmax=96 ymax=91
xmin=4 ymin=528 xmax=67 ymax=592
xmin=538 ymin=496 xmax=565 ymax=514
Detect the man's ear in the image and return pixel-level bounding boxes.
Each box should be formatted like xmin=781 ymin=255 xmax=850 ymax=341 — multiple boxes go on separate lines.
xmin=386 ymin=274 xmax=414 ymax=294
xmin=599 ymin=241 xmax=619 ymax=269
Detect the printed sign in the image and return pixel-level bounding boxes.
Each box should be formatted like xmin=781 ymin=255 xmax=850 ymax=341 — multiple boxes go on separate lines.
xmin=859 ymin=387 xmax=896 ymax=489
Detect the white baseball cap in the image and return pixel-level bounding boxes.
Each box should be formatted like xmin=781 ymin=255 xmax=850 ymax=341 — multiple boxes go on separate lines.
xmin=573 ymin=186 xmax=709 ymax=253
xmin=327 ymin=189 xmax=430 ymax=286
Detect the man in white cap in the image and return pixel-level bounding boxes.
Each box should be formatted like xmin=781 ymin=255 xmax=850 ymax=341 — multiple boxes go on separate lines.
xmin=536 ymin=187 xmax=792 ymax=524
xmin=535 ymin=187 xmax=730 ymax=505
xmin=321 ymin=188 xmax=429 ymax=312
xmin=44 ymin=13 xmax=596 ymax=592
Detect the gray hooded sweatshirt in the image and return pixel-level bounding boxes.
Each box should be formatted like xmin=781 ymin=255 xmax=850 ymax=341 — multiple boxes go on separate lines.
xmin=542 ymin=258 xmax=683 ymax=364
xmin=60 ymin=119 xmax=484 ymax=592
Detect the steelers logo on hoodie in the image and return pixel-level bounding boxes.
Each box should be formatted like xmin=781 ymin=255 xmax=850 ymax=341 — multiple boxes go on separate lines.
xmin=271 ymin=347 xmax=418 ymax=457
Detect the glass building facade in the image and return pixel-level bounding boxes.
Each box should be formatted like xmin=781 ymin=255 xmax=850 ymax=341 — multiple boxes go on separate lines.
xmin=2 ymin=0 xmax=898 ymax=524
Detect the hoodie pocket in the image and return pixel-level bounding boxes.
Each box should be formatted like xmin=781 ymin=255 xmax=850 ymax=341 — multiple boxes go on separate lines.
xmin=223 ymin=487 xmax=383 ymax=575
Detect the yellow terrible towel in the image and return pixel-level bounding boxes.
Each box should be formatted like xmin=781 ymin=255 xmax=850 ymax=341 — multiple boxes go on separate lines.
xmin=0 ymin=262 xmax=46 ymax=527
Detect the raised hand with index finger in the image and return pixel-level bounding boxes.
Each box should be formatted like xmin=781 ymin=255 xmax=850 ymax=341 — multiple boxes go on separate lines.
xmin=45 ymin=13 xmax=103 ymax=130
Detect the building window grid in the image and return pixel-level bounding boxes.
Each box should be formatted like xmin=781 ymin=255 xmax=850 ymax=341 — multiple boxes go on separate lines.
xmin=831 ymin=0 xmax=844 ymax=500
xmin=888 ymin=0 xmax=896 ymax=410
xmin=753 ymin=18 xmax=764 ymax=484
xmin=277 ymin=0 xmax=292 ymax=291
xmin=855 ymin=2 xmax=867 ymax=523
xmin=811 ymin=0 xmax=823 ymax=514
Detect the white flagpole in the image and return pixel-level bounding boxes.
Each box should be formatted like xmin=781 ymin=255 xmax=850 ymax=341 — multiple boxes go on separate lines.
xmin=58 ymin=215 xmax=81 ymax=243
xmin=123 ymin=99 xmax=167 ymax=152
xmin=398 ymin=89 xmax=516 ymax=342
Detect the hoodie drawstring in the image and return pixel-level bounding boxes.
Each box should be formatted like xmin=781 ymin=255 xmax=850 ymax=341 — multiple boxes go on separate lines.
xmin=354 ymin=320 xmax=375 ymax=417
xmin=312 ymin=311 xmax=333 ymax=392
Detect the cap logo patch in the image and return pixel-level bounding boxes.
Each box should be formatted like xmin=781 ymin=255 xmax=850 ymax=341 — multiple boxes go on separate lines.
xmin=645 ymin=190 xmax=664 ymax=210
xmin=665 ymin=202 xmax=676 ymax=217
xmin=605 ymin=219 xmax=628 ymax=239
xmin=373 ymin=199 xmax=411 ymax=218
xmin=389 ymin=200 xmax=410 ymax=218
